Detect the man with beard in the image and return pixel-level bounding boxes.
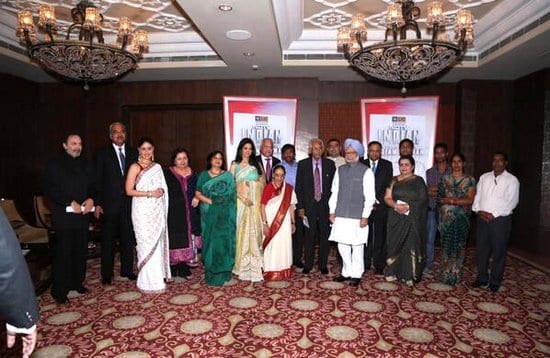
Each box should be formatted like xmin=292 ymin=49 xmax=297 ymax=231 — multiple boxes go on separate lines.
xmin=329 ymin=139 xmax=376 ymax=286
xmin=43 ymin=133 xmax=95 ymax=304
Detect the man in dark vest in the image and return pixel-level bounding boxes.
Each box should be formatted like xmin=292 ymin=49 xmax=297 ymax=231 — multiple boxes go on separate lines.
xmin=329 ymin=138 xmax=376 ymax=286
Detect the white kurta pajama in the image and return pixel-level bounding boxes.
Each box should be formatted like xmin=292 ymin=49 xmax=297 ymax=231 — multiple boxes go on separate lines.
xmin=328 ymin=166 xmax=376 ymax=279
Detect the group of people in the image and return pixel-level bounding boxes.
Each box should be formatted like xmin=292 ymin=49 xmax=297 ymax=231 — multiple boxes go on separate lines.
xmin=40 ymin=124 xmax=521 ymax=297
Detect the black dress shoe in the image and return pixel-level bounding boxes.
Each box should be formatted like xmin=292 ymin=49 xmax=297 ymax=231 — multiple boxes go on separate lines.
xmin=349 ymin=278 xmax=361 ymax=287
xmin=333 ymin=275 xmax=350 ymax=282
xmin=75 ymin=286 xmax=88 ymax=294
xmin=374 ymin=269 xmax=384 ymax=276
xmin=320 ymin=267 xmax=329 ymax=275
xmin=488 ymin=284 xmax=500 ymax=293
xmin=471 ymin=280 xmax=488 ymax=288
xmin=102 ymin=277 xmax=112 ymax=285
xmin=302 ymin=268 xmax=311 ymax=275
xmin=122 ymin=273 xmax=138 ymax=280
xmin=294 ymin=261 xmax=304 ymax=269
xmin=53 ymin=295 xmax=68 ymax=304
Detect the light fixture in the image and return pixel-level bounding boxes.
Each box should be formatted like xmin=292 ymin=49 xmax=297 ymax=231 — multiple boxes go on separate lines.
xmin=218 ymin=4 xmax=233 ymax=12
xmin=337 ymin=0 xmax=474 ymax=93
xmin=16 ymin=0 xmax=149 ymax=89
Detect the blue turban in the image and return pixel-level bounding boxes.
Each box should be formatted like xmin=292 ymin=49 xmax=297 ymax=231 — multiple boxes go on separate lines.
xmin=343 ymin=138 xmax=364 ymax=157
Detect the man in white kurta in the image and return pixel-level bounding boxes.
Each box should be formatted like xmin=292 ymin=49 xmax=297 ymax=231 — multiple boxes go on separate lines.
xmin=329 ymin=139 xmax=376 ymax=286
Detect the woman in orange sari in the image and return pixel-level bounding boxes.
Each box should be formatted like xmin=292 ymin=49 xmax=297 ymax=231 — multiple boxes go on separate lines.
xmin=261 ymin=165 xmax=297 ymax=281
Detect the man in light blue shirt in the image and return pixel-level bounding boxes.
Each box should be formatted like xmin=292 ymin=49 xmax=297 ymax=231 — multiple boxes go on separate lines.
xmin=280 ymin=143 xmax=298 ymax=187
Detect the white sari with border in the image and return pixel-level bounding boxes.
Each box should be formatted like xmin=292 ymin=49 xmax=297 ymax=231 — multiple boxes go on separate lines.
xmin=132 ymin=162 xmax=171 ymax=293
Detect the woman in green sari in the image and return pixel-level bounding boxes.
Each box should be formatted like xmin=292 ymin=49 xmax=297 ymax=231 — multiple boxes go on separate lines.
xmin=384 ymin=155 xmax=428 ymax=286
xmin=195 ymin=150 xmax=236 ymax=286
xmin=437 ymin=153 xmax=476 ymax=285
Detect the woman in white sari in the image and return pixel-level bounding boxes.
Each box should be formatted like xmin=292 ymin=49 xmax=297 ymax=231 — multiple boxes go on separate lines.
xmin=125 ymin=137 xmax=171 ymax=293
xmin=261 ymin=166 xmax=297 ymax=281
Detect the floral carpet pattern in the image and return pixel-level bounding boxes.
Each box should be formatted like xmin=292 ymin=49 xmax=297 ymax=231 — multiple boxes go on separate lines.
xmin=2 ymin=248 xmax=549 ymax=357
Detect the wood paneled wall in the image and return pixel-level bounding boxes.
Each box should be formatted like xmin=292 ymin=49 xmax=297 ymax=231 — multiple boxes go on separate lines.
xmin=0 ymin=72 xmax=547 ymax=259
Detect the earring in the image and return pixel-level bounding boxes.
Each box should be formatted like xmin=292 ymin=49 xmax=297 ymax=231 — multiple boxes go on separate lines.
xmin=151 ymin=154 xmax=155 ymax=162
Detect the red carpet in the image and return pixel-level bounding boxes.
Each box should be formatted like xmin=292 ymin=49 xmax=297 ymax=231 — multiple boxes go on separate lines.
xmin=2 ymin=248 xmax=549 ymax=357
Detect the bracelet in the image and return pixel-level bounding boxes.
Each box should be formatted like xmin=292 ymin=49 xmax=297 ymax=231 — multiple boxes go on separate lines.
xmin=263 ymin=221 xmax=268 ymax=225
xmin=147 ymin=191 xmax=151 ymax=198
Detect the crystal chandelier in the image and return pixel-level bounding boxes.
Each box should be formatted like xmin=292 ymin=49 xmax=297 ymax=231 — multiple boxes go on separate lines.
xmin=16 ymin=1 xmax=149 ymax=90
xmin=337 ymin=0 xmax=474 ymax=93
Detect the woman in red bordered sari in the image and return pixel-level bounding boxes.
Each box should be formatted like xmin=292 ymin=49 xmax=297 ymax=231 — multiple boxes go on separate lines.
xmin=126 ymin=137 xmax=171 ymax=293
xmin=261 ymin=165 xmax=297 ymax=281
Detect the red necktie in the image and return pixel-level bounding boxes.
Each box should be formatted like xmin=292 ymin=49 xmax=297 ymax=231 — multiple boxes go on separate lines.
xmin=266 ymin=158 xmax=271 ymax=182
xmin=314 ymin=162 xmax=321 ymax=201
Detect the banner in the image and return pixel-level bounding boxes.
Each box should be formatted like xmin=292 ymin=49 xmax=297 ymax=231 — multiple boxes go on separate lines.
xmin=223 ymin=96 xmax=298 ymax=166
xmin=361 ymin=96 xmax=439 ymax=168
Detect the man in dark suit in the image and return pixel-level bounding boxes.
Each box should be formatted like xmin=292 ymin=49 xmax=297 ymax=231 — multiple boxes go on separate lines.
xmin=256 ymin=138 xmax=281 ymax=183
xmin=362 ymin=141 xmax=393 ymax=275
xmin=0 ymin=208 xmax=39 ymax=358
xmin=43 ymin=133 xmax=95 ymax=304
xmin=295 ymin=138 xmax=336 ymax=275
xmin=94 ymin=122 xmax=138 ymax=285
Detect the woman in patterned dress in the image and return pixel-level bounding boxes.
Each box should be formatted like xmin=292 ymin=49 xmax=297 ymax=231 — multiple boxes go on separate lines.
xmin=437 ymin=153 xmax=476 ymax=285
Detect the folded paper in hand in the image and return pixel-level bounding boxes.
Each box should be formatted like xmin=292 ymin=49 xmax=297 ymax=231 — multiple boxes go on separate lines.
xmin=396 ymin=200 xmax=410 ymax=216
xmin=66 ymin=206 xmax=96 ymax=213
xmin=302 ymin=216 xmax=310 ymax=229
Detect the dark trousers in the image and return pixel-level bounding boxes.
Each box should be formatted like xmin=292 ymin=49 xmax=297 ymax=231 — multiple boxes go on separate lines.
xmin=365 ymin=206 xmax=388 ymax=272
xmin=475 ymin=215 xmax=512 ymax=286
xmin=292 ymin=215 xmax=304 ymax=265
xmin=101 ymin=211 xmax=135 ymax=279
xmin=52 ymin=228 xmax=88 ymax=298
xmin=303 ymin=202 xmax=330 ymax=271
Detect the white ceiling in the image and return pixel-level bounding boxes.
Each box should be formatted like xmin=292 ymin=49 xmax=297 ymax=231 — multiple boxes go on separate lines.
xmin=0 ymin=0 xmax=548 ymax=84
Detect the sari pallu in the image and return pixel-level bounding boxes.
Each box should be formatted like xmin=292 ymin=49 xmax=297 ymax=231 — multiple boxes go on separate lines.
xmin=132 ymin=163 xmax=171 ymax=293
xmin=197 ymin=171 xmax=236 ymax=286
xmin=385 ymin=176 xmax=428 ymax=285
xmin=233 ymin=164 xmax=264 ymax=282
xmin=262 ymin=182 xmax=297 ymax=281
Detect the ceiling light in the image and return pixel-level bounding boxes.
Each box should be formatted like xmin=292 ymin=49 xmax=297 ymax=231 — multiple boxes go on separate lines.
xmin=226 ymin=29 xmax=252 ymax=40
xmin=218 ymin=4 xmax=233 ymax=12
xmin=337 ymin=0 xmax=474 ymax=93
xmin=15 ymin=1 xmax=148 ymax=89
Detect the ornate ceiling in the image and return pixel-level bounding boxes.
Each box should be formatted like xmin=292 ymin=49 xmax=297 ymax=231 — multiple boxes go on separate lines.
xmin=0 ymin=0 xmax=548 ymax=83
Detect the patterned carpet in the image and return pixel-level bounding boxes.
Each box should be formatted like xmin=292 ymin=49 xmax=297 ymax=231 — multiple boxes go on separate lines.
xmin=2 ymin=248 xmax=549 ymax=357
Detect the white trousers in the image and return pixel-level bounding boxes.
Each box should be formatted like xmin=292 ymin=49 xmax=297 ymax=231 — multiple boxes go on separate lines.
xmin=338 ymin=243 xmax=364 ymax=279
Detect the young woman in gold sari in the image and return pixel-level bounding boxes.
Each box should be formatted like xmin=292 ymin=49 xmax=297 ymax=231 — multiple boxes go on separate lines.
xmin=230 ymin=138 xmax=265 ymax=282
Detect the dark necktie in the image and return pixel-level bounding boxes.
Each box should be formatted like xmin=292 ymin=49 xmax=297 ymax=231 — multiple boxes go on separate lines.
xmin=266 ymin=158 xmax=271 ymax=182
xmin=314 ymin=162 xmax=321 ymax=202
xmin=371 ymin=161 xmax=377 ymax=174
xmin=118 ymin=147 xmax=126 ymax=174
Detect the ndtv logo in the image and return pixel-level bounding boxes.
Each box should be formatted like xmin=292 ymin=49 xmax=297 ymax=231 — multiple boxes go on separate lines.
xmin=392 ymin=116 xmax=406 ymax=123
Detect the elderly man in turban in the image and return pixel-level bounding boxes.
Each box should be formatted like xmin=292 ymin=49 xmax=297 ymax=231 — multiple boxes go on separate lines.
xmin=329 ymin=139 xmax=376 ymax=286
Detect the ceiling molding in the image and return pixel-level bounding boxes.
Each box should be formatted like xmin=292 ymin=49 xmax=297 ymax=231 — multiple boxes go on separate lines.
xmin=271 ymin=0 xmax=304 ymax=49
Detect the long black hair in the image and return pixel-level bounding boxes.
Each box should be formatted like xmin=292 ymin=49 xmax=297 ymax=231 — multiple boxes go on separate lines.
xmin=234 ymin=138 xmax=262 ymax=175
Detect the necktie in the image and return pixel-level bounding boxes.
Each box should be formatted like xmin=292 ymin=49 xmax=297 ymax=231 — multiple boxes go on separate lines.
xmin=118 ymin=147 xmax=126 ymax=174
xmin=265 ymin=158 xmax=271 ymax=182
xmin=371 ymin=161 xmax=377 ymax=174
xmin=314 ymin=162 xmax=321 ymax=202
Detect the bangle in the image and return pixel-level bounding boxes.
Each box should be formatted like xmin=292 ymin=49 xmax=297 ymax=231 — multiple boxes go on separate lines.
xmin=263 ymin=221 xmax=268 ymax=225
xmin=147 ymin=191 xmax=151 ymax=198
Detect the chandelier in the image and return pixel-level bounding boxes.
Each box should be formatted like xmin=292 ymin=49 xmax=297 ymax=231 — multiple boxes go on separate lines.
xmin=337 ymin=0 xmax=474 ymax=93
xmin=16 ymin=1 xmax=149 ymax=89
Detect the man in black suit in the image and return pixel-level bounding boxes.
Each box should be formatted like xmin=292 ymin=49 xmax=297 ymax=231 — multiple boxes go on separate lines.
xmin=256 ymin=138 xmax=281 ymax=183
xmin=362 ymin=141 xmax=393 ymax=275
xmin=94 ymin=122 xmax=138 ymax=285
xmin=1 ymin=208 xmax=39 ymax=358
xmin=295 ymin=138 xmax=336 ymax=275
xmin=43 ymin=133 xmax=95 ymax=304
